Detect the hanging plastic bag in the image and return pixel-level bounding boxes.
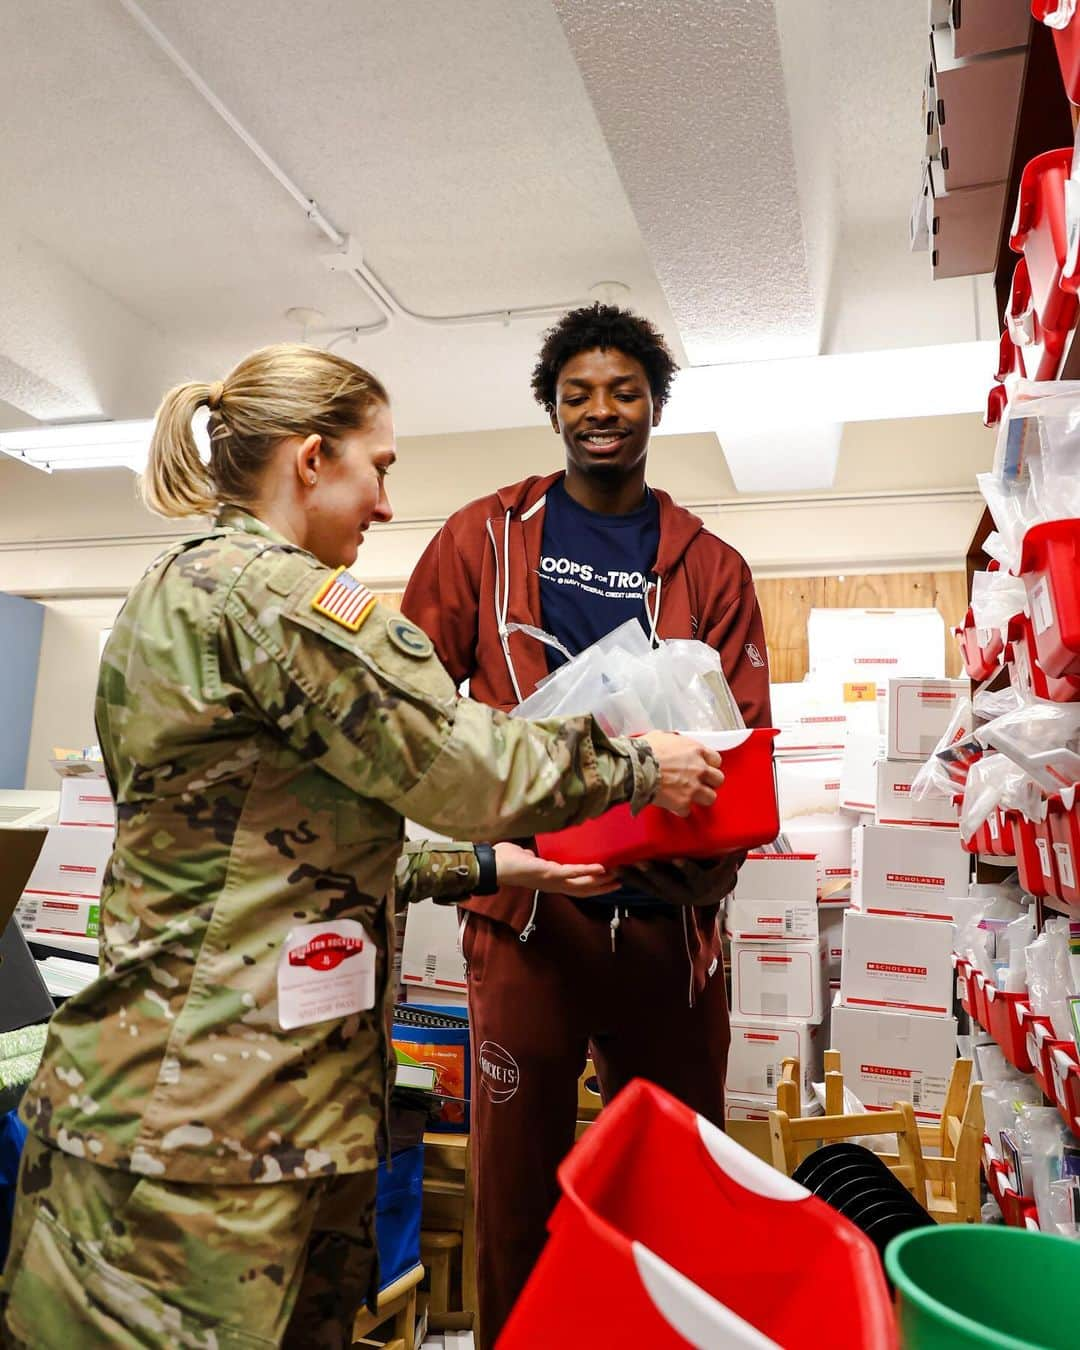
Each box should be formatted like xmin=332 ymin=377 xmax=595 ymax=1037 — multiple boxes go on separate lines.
xmin=970 ymin=569 xmax=1029 ymax=635
xmin=976 ymin=701 xmax=1080 ymax=793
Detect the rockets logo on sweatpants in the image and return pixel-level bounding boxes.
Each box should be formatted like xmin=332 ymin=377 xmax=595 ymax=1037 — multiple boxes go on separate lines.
xmin=478 ymin=1040 xmax=520 ymax=1103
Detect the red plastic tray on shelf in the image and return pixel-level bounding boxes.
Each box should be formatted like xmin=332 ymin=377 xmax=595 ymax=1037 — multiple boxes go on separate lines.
xmin=499 ymin=1079 xmax=898 ymax=1350
xmin=1049 ymin=1042 xmax=1080 ymax=1130
xmin=955 ymin=606 xmax=1005 ymax=681
xmin=1005 ymin=254 xmax=1070 ymax=380
xmin=997 ymin=327 xmax=1026 ymax=382
xmin=953 ymin=954 xmax=974 ymax=1017
xmin=537 ymin=728 xmax=780 ymax=868
xmin=964 ymin=808 xmax=1016 ymax=858
xmin=986 ymin=382 xmax=1008 ymax=428
xmin=984 ymin=986 xmax=1036 ymax=1073
xmin=1020 ymin=519 xmax=1080 ymax=680
xmin=1059 ymin=1061 xmax=1080 ymax=1139
xmin=1033 ymin=2 xmax=1080 ymax=105
xmin=1010 ymin=147 xmax=1078 ymax=335
xmin=1021 ymin=1007 xmax=1056 ymax=1095
xmin=1049 ymin=786 xmax=1080 ymax=906
xmin=1006 ymin=612 xmax=1080 ymax=702
xmin=1013 ymin=812 xmax=1054 ymax=897
xmin=971 ymin=969 xmax=992 ymax=1033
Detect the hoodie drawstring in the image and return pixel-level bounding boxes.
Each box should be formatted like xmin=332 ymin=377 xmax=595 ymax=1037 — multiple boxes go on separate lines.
xmin=646 ymin=574 xmax=663 ymax=648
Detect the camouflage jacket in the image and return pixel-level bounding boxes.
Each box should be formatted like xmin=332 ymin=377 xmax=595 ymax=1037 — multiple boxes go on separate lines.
xmin=21 ymin=509 xmax=656 ymax=1183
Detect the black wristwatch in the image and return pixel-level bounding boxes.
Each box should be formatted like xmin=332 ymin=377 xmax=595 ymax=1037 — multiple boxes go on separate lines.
xmin=473 ymin=843 xmax=499 ymax=895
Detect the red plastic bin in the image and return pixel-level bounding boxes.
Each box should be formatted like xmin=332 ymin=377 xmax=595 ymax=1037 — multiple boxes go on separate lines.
xmin=1048 ymin=1041 xmax=1080 ymax=1127
xmin=1010 ymin=147 xmax=1078 ymax=335
xmin=1005 ymin=256 xmax=1069 ymax=380
xmin=1006 ymin=612 xmax=1080 ymax=702
xmin=1020 ymin=519 xmax=1080 ymax=679
xmin=1049 ymin=786 xmax=1080 ymax=906
xmin=500 ymin=1078 xmax=898 ymax=1350
xmin=953 ymin=954 xmax=974 ymax=1017
xmin=1033 ymin=2 xmax=1080 ymax=104
xmin=955 ymin=606 xmax=1004 ymax=681
xmin=1060 ymin=1061 xmax=1080 ymax=1139
xmin=984 ymin=986 xmax=1035 ymax=1073
xmin=971 ymin=969 xmax=992 ymax=1033
xmin=537 ymin=728 xmax=780 ymax=867
xmin=1021 ymin=1007 xmax=1056 ymax=1095
xmin=1014 ymin=812 xmax=1055 ymax=897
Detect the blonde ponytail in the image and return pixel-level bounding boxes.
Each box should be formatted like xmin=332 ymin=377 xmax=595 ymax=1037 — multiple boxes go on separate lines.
xmin=142 ymin=382 xmax=219 ymax=517
xmin=140 ymin=344 xmax=389 ymax=520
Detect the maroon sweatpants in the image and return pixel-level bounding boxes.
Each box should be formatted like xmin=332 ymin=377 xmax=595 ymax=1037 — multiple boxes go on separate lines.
xmin=461 ymin=896 xmax=730 ymax=1348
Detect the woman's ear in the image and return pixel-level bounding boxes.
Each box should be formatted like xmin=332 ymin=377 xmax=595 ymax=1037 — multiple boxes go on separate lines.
xmin=296 ymin=432 xmax=323 ymax=487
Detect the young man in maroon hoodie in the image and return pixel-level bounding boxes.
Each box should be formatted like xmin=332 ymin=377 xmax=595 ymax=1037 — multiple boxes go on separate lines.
xmin=402 ymin=304 xmax=771 ymax=1345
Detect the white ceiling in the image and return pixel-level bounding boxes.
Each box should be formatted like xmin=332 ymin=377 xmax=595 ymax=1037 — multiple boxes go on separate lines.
xmin=0 ymin=0 xmax=997 ymax=484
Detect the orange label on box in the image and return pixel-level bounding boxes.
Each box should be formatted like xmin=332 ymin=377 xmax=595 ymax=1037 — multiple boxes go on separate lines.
xmin=843 ymin=682 xmax=877 ymax=703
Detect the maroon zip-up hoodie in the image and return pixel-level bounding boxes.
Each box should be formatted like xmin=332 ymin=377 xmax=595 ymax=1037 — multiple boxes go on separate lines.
xmin=402 ymin=471 xmax=772 ymax=973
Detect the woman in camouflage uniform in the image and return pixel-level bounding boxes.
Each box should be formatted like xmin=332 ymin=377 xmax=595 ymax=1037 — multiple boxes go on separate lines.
xmin=0 ymin=344 xmax=721 ymax=1349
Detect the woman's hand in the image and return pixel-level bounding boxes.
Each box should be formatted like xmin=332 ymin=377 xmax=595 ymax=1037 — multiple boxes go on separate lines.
xmin=493 ymin=842 xmax=621 ymax=896
xmin=639 ymin=732 xmax=724 ymax=816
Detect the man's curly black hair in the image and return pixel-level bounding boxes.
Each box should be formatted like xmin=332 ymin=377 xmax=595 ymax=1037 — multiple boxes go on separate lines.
xmin=530 ymin=303 xmax=680 ymax=415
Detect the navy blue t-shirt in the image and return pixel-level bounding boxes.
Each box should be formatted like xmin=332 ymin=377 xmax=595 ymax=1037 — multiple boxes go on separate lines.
xmin=537 ymin=478 xmax=660 ymax=671
xmin=538 ymin=478 xmax=663 ymax=909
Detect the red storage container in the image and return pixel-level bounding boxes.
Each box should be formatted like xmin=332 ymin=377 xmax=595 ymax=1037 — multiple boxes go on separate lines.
xmin=500 ymin=1079 xmax=897 ymax=1350
xmin=1049 ymin=786 xmax=1080 ymax=905
xmin=1060 ymin=1061 xmax=1080 ymax=1138
xmin=1006 ymin=254 xmax=1070 ymax=380
xmin=997 ymin=327 xmax=1026 ymax=382
xmin=984 ymin=986 xmax=1035 ymax=1073
xmin=1014 ymin=812 xmax=1053 ymax=897
xmin=1006 ymin=612 xmax=1080 ymax=702
xmin=985 ymin=382 xmax=1009 ymax=428
xmin=953 ymin=954 xmax=974 ymax=1017
xmin=955 ymin=606 xmax=1004 ymax=681
xmin=1010 ymin=147 xmax=1078 ymax=335
xmin=971 ymin=969 xmax=992 ymax=1033
xmin=1048 ymin=1042 xmax=1080 ymax=1126
xmin=1020 ymin=519 xmax=1080 ymax=679
xmin=537 ymin=728 xmax=780 ymax=867
xmin=1021 ymin=1008 xmax=1056 ymax=1095
xmin=1033 ymin=1 xmax=1080 ymax=104
xmin=1036 ymin=810 xmax=1064 ymax=898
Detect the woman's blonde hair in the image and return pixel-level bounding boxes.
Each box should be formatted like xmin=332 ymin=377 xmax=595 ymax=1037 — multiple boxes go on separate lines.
xmin=141 ymin=343 xmax=389 ymax=518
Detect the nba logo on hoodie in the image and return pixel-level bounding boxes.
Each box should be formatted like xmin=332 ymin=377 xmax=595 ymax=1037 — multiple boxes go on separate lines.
xmin=744 ymin=643 xmax=766 ymax=668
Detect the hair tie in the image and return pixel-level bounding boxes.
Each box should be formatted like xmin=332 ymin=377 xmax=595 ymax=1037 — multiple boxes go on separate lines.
xmin=207 ymin=381 xmax=224 ymax=411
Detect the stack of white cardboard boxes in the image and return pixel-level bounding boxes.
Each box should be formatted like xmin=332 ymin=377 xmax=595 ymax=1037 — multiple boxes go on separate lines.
xmin=833 ymin=675 xmax=969 ymax=1123
xmin=15 ymin=774 xmax=114 ymax=944
xmin=725 ymin=852 xmax=828 ymax=1124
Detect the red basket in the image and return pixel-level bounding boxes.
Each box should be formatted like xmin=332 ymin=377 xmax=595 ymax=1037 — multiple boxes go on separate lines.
xmin=537 ymin=728 xmax=780 ymax=867
xmin=1006 ymin=612 xmax=1080 ymax=702
xmin=984 ymin=986 xmax=1035 ymax=1073
xmin=1021 ymin=1008 xmax=1056 ymax=1095
xmin=1014 ymin=813 xmax=1055 ymax=897
xmin=1060 ymin=1061 xmax=1080 ymax=1139
xmin=953 ymin=954 xmax=974 ymax=1017
xmin=955 ymin=606 xmax=1005 ymax=681
xmin=1005 ymin=254 xmax=1070 ymax=380
xmin=1020 ymin=519 xmax=1080 ymax=679
xmin=1049 ymin=787 xmax=1080 ymax=905
xmin=1033 ymin=1 xmax=1080 ymax=104
xmin=500 ymin=1079 xmax=898 ymax=1350
xmin=1010 ymin=147 xmax=1078 ymax=334
xmin=1048 ymin=1042 xmax=1080 ymax=1128
xmin=971 ymin=969 xmax=992 ymax=1033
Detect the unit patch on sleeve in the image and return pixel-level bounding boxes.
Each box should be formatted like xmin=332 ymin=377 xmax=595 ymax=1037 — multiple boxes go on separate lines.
xmin=311 ymin=567 xmax=376 ymax=632
xmin=386 ymin=615 xmax=434 ymax=659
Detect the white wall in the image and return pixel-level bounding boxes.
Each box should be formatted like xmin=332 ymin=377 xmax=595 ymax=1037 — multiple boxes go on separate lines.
xmin=3 ymin=411 xmax=993 ymax=786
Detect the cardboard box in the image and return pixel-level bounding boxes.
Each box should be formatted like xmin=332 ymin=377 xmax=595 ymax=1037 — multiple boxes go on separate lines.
xmin=15 ymin=825 xmax=112 ymax=919
xmin=887 ymin=677 xmax=968 ymax=761
xmin=730 ymin=937 xmax=827 ymax=1023
xmin=851 ymin=822 xmax=969 ymax=920
xmin=822 ymin=904 xmax=846 ymax=978
xmin=725 ymin=1096 xmax=774 ymax=1124
xmin=777 ymin=755 xmax=842 ymax=821
xmin=839 ymin=910 xmax=955 ymax=1016
xmin=725 ymin=853 xmax=820 ymax=941
xmin=928 ymin=175 xmax=1010 ymax=279
xmin=770 ymin=682 xmax=847 ymax=752
xmin=57 ymin=778 xmax=115 ymax=830
xmin=830 ymin=999 xmax=958 ymax=1121
xmin=930 ymin=32 xmax=1024 ymax=192
xmin=875 ymin=758 xmax=960 ymax=829
xmin=782 ymin=812 xmax=859 ymax=903
xmin=19 ymin=895 xmax=100 ymax=940
xmin=807 ymin=608 xmax=946 ymax=688
xmin=726 ymin=1016 xmax=825 ymax=1105
xmin=401 ymin=899 xmax=467 ymax=992
xmin=840 ymin=730 xmax=883 ymax=814
xmin=942 ymin=0 xmax=1028 ymax=60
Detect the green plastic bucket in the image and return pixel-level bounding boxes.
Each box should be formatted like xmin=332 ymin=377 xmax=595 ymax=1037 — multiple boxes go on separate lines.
xmin=886 ymin=1225 xmax=1080 ymax=1349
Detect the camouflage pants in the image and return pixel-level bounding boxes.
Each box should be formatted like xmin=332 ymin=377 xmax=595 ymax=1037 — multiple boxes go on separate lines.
xmin=0 ymin=1133 xmax=377 ymax=1349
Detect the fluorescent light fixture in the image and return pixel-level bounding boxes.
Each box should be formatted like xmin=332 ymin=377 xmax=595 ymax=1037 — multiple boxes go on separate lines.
xmin=656 ymin=341 xmax=998 ymax=439
xmin=0 ymin=420 xmax=154 ymax=473
xmin=720 ymin=421 xmax=843 ymax=493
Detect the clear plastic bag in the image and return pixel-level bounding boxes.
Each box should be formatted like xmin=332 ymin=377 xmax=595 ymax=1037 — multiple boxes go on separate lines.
xmin=976 ymin=700 xmax=1080 ymax=793
xmin=910 ymin=694 xmax=975 ymax=802
xmin=959 ymin=754 xmax=1039 ymax=839
xmin=970 ymin=569 xmax=1028 ymax=634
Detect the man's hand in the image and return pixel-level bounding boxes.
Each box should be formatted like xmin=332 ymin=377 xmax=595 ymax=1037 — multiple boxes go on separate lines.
xmin=493 ymin=841 xmax=621 ymax=897
xmin=616 ymin=852 xmax=745 ymax=907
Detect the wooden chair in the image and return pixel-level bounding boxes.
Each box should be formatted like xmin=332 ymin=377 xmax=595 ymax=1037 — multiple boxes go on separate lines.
xmin=352 ymin=1262 xmax=424 ymax=1350
xmin=772 ymin=1052 xmax=984 ymax=1224
xmin=419 ymin=1131 xmax=477 ymax=1335
xmin=574 ymin=1057 xmax=604 ymax=1140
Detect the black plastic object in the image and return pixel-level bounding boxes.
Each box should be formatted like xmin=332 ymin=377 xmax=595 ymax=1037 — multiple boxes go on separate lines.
xmin=792 ymin=1142 xmax=935 ymax=1260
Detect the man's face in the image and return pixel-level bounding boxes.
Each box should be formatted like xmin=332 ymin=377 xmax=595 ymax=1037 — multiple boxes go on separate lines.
xmin=551 ymin=347 xmax=661 ymax=481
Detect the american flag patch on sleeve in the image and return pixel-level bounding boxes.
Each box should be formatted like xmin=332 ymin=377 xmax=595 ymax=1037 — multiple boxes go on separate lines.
xmin=311 ymin=567 xmax=377 ymax=632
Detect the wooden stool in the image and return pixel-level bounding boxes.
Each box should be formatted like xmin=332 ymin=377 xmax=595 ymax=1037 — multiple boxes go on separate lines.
xmin=420 ymin=1132 xmax=477 ymax=1334
xmin=352 ymin=1262 xmax=424 ymax=1350
xmin=419 ymin=1230 xmax=462 ymax=1320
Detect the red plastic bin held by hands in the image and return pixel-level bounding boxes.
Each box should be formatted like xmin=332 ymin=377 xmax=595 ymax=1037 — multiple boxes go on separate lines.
xmin=1020 ymin=520 xmax=1080 ymax=679
xmin=1010 ymin=147 xmax=1078 ymax=337
xmin=1033 ymin=1 xmax=1080 ymax=104
xmin=536 ymin=728 xmax=780 ymax=867
xmin=498 ymin=1079 xmax=897 ymax=1350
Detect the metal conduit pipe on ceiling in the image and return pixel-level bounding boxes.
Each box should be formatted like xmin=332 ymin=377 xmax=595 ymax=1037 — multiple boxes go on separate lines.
xmin=116 ymin=0 xmax=586 ymax=337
